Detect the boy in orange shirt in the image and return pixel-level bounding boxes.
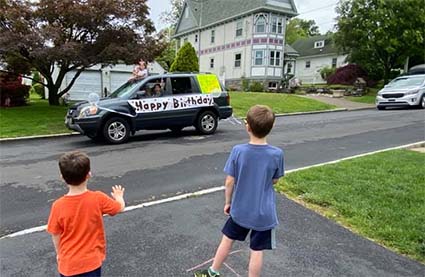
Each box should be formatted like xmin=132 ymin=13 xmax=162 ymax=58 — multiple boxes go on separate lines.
xmin=47 ymin=151 xmax=125 ymax=277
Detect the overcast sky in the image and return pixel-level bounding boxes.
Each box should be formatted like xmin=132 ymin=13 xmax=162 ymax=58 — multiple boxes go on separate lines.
xmin=147 ymin=0 xmax=338 ymax=33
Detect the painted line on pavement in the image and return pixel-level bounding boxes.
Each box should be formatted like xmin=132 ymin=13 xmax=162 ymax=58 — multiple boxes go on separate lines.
xmin=1 ymin=141 xmax=423 ymax=240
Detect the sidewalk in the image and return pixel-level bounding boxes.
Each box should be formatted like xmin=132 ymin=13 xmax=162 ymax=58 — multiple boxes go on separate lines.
xmin=301 ymin=94 xmax=375 ymax=110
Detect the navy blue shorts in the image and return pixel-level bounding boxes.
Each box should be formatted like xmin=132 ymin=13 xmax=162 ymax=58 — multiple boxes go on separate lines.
xmin=60 ymin=267 xmax=101 ymax=277
xmin=222 ymin=217 xmax=276 ymax=251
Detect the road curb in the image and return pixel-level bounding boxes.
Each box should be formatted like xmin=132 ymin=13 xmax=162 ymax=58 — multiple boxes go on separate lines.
xmin=275 ymin=108 xmax=347 ymax=117
xmin=0 ymin=132 xmax=80 ymax=142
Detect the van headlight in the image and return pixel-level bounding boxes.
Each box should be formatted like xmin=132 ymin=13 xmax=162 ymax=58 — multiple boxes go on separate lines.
xmin=405 ymin=90 xmax=419 ymax=96
xmin=78 ymin=105 xmax=98 ymax=118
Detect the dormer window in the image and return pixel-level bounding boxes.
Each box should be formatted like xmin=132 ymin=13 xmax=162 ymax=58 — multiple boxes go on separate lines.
xmin=314 ymin=40 xmax=325 ymax=48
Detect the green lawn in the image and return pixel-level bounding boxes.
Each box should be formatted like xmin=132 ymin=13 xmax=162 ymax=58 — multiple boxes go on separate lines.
xmin=276 ymin=149 xmax=425 ymax=262
xmin=346 ymin=88 xmax=379 ymax=104
xmin=0 ymin=96 xmax=71 ymax=138
xmin=230 ymin=92 xmax=336 ymax=117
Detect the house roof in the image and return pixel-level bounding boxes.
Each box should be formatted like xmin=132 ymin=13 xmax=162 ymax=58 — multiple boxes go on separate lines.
xmin=284 ymin=44 xmax=299 ymax=56
xmin=175 ymin=0 xmax=298 ymax=37
xmin=291 ymin=35 xmax=340 ymax=57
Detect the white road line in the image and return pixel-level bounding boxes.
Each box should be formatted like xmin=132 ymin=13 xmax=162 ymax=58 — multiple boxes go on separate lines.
xmin=1 ymin=141 xmax=423 ymax=240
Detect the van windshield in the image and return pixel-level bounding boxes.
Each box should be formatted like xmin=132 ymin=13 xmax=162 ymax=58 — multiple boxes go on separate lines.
xmin=387 ymin=76 xmax=425 ymax=88
xmin=109 ymin=79 xmax=143 ymax=98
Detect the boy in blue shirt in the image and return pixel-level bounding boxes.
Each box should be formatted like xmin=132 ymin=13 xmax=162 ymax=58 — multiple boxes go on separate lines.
xmin=195 ymin=105 xmax=284 ymax=277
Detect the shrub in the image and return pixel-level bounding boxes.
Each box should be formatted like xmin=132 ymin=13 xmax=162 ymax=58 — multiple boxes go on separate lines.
xmin=170 ymin=42 xmax=199 ymax=72
xmin=320 ymin=66 xmax=336 ymax=81
xmin=241 ymin=76 xmax=250 ymax=92
xmin=31 ymin=72 xmax=45 ymax=99
xmin=0 ymin=73 xmax=30 ymax=107
xmin=249 ymin=81 xmax=264 ymax=92
xmin=327 ymin=64 xmax=375 ymax=86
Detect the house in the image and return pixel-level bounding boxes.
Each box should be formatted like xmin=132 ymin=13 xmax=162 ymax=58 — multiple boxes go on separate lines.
xmin=173 ymin=0 xmax=298 ymax=90
xmin=291 ymin=35 xmax=347 ymax=84
xmin=48 ymin=62 xmax=165 ymax=101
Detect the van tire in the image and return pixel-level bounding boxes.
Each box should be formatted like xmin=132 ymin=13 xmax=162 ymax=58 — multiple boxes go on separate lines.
xmin=103 ymin=117 xmax=130 ymax=144
xmin=196 ymin=111 xmax=218 ymax=135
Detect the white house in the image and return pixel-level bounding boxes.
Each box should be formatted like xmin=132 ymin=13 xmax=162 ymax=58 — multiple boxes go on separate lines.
xmin=173 ymin=0 xmax=298 ymax=90
xmin=291 ymin=35 xmax=348 ymax=84
xmin=48 ymin=62 xmax=165 ymax=101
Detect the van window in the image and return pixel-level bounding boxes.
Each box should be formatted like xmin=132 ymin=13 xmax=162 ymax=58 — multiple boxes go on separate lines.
xmin=170 ymin=77 xmax=193 ymax=95
xmin=139 ymin=78 xmax=167 ymax=98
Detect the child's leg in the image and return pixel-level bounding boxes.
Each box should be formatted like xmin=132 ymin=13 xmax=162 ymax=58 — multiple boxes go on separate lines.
xmin=211 ymin=235 xmax=234 ymax=271
xmin=248 ymin=250 xmax=263 ymax=277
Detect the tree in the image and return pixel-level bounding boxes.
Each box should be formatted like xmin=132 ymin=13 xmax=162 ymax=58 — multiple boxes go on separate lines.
xmin=170 ymin=42 xmax=198 ymax=72
xmin=0 ymin=0 xmax=166 ymax=105
xmin=334 ymin=0 xmax=425 ymax=83
xmin=155 ymin=28 xmax=176 ymax=71
xmin=160 ymin=0 xmax=185 ymax=27
xmin=286 ymin=18 xmax=320 ymax=44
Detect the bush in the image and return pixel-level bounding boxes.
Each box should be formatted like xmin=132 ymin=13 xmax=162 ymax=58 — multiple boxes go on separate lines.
xmin=327 ymin=64 xmax=375 ymax=86
xmin=0 ymin=73 xmax=30 ymax=107
xmin=170 ymin=42 xmax=199 ymax=72
xmin=241 ymin=76 xmax=250 ymax=92
xmin=320 ymin=66 xmax=336 ymax=81
xmin=31 ymin=72 xmax=45 ymax=99
xmin=249 ymin=81 xmax=264 ymax=92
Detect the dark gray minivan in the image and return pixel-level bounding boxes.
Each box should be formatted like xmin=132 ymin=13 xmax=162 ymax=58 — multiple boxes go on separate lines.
xmin=65 ymin=73 xmax=233 ymax=144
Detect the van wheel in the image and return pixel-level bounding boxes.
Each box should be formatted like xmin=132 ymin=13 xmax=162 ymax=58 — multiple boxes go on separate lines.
xmin=420 ymin=96 xmax=425 ymax=109
xmin=196 ymin=111 xmax=218 ymax=135
xmin=103 ymin=117 xmax=130 ymax=144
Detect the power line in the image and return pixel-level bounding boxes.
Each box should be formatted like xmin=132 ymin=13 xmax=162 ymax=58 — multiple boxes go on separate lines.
xmin=298 ymin=2 xmax=338 ymax=15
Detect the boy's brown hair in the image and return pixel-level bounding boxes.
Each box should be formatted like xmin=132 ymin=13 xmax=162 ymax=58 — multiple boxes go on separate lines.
xmin=59 ymin=151 xmax=90 ymax=186
xmin=246 ymin=105 xmax=275 ymax=138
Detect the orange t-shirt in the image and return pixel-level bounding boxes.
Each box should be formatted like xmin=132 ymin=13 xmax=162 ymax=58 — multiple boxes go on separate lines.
xmin=47 ymin=190 xmax=122 ymax=276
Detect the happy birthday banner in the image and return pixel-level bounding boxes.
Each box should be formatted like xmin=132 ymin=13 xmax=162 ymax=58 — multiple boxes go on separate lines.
xmin=128 ymin=94 xmax=214 ymax=113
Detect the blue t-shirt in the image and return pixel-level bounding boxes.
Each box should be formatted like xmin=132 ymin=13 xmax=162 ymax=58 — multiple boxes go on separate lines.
xmin=224 ymin=143 xmax=284 ymax=231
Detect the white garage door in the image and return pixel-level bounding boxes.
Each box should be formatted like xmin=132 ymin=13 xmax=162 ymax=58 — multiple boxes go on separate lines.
xmin=110 ymin=71 xmax=133 ymax=93
xmin=66 ymin=70 xmax=102 ymax=101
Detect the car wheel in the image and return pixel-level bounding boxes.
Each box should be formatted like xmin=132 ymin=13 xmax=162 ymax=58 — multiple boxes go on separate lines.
xmin=377 ymin=106 xmax=386 ymax=110
xmin=421 ymin=96 xmax=425 ymax=109
xmin=169 ymin=126 xmax=184 ymax=133
xmin=103 ymin=117 xmax=130 ymax=144
xmin=196 ymin=111 xmax=218 ymax=135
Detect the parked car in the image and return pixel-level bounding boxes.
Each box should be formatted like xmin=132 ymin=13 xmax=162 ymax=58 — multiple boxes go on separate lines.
xmin=375 ymin=74 xmax=425 ymax=110
xmin=65 ymin=73 xmax=233 ymax=144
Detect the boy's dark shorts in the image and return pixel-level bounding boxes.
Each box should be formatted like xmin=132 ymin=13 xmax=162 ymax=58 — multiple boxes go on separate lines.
xmin=60 ymin=267 xmax=101 ymax=277
xmin=222 ymin=217 xmax=276 ymax=251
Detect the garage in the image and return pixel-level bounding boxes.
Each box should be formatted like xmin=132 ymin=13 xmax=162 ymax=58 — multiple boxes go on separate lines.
xmin=66 ymin=70 xmax=102 ymax=101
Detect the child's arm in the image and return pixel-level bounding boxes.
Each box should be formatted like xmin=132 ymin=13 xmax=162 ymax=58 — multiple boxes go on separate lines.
xmin=111 ymin=185 xmax=125 ymax=212
xmin=224 ymin=175 xmax=235 ymax=215
xmin=51 ymin=234 xmax=60 ymax=259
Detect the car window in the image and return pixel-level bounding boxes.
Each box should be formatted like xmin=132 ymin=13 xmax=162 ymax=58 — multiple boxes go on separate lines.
xmin=109 ymin=79 xmax=143 ymax=98
xmin=388 ymin=76 xmax=425 ymax=88
xmin=170 ymin=77 xmax=193 ymax=95
xmin=139 ymin=78 xmax=167 ymax=98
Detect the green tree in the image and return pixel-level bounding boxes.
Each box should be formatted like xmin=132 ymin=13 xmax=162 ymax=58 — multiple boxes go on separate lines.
xmin=170 ymin=42 xmax=199 ymax=72
xmin=160 ymin=0 xmax=185 ymax=27
xmin=156 ymin=28 xmax=177 ymax=71
xmin=286 ymin=18 xmax=320 ymax=44
xmin=31 ymin=71 xmax=45 ymax=99
xmin=334 ymin=0 xmax=425 ymax=83
xmin=0 ymin=0 xmax=165 ymax=105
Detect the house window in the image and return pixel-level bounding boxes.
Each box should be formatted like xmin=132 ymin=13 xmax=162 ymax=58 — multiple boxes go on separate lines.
xmin=332 ymin=58 xmax=337 ymax=68
xmin=306 ymin=61 xmax=311 ymax=68
xmin=255 ymin=15 xmax=266 ymax=33
xmin=210 ymin=58 xmax=215 ymax=69
xmin=314 ymin=40 xmax=325 ymax=48
xmin=271 ymin=16 xmax=283 ymax=34
xmin=211 ymin=30 xmax=215 ymax=44
xmin=268 ymin=82 xmax=278 ymax=89
xmin=254 ymin=50 xmax=264 ymax=66
xmin=269 ymin=51 xmax=281 ymax=66
xmin=236 ymin=21 xmax=243 ymax=37
xmin=195 ymin=34 xmax=198 ymax=43
xmin=234 ymin=53 xmax=242 ymax=68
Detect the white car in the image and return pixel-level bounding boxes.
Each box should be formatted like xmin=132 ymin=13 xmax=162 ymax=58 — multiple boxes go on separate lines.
xmin=376 ymin=74 xmax=425 ymax=110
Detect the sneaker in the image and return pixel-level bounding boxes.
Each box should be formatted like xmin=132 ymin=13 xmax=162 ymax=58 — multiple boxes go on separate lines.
xmin=194 ymin=268 xmax=220 ymax=277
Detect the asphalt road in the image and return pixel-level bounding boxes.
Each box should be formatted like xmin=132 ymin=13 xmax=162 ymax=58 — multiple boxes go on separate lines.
xmin=0 ymin=108 xmax=424 ymax=276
